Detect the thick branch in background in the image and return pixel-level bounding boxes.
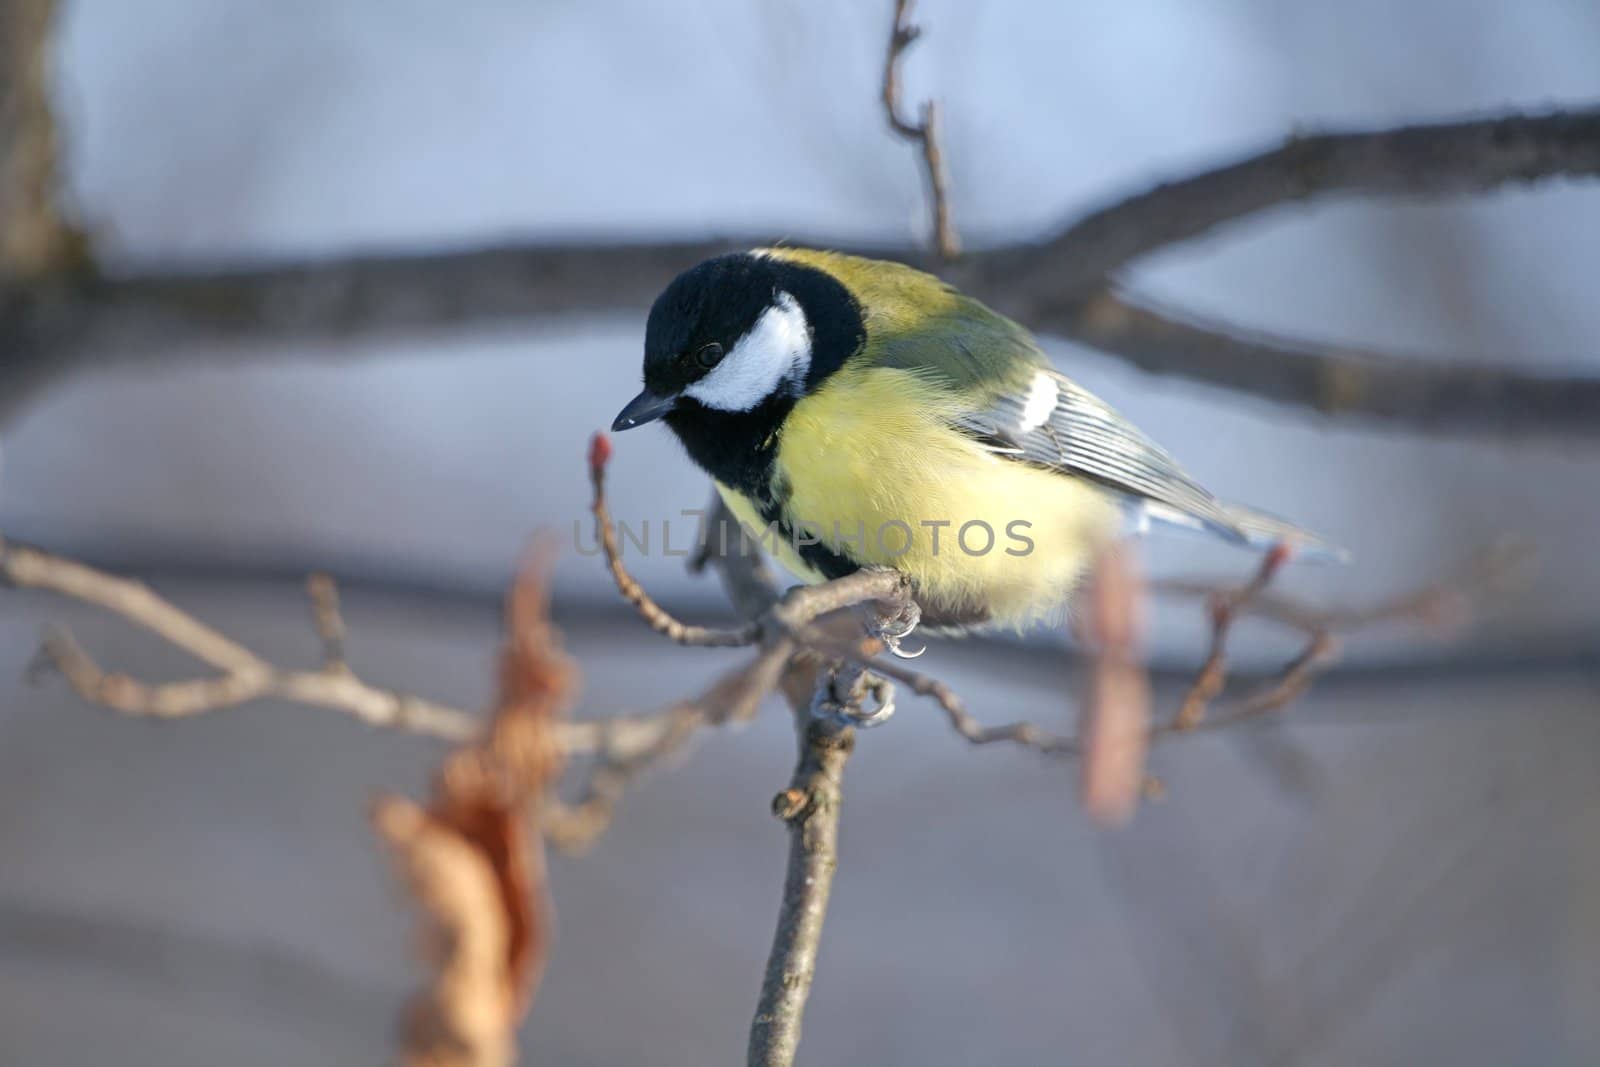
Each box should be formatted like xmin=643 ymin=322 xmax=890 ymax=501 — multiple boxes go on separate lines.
xmin=1058 ymin=289 xmax=1600 ymax=433
xmin=0 ymin=0 xmax=89 ymax=279
xmin=2 ymin=110 xmax=1599 ymax=434
xmin=0 ymin=0 xmax=91 ymax=425
xmin=0 ymin=111 xmax=1593 ymax=435
xmin=972 ymin=108 xmax=1600 ymax=292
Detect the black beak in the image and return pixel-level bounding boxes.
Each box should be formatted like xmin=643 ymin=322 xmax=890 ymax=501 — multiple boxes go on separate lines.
xmin=611 ymin=389 xmax=677 ymax=431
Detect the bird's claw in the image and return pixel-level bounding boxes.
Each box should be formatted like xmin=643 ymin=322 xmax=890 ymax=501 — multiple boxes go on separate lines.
xmin=811 ymin=672 xmax=896 ymax=728
xmin=873 ymin=600 xmax=925 ymax=659
xmin=884 ymin=636 xmax=925 ymax=659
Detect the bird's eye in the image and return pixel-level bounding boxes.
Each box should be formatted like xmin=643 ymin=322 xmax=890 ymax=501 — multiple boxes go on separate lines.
xmin=695 ymin=342 xmax=725 ymax=369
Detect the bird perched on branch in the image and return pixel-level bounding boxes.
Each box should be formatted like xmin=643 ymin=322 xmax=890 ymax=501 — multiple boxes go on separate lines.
xmin=612 ymin=248 xmax=1340 ymax=651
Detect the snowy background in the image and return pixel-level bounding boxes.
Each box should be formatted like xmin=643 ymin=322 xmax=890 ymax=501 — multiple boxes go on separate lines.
xmin=1 ymin=1 xmax=1597 ymax=1064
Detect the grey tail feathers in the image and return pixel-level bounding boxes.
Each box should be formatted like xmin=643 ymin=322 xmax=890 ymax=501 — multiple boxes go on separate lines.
xmin=1140 ymin=500 xmax=1349 ymax=563
xmin=1212 ymin=501 xmax=1349 ymax=563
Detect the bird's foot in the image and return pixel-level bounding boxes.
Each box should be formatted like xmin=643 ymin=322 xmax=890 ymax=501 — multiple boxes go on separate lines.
xmin=812 ymin=667 xmax=896 ymax=728
xmin=872 ymin=599 xmax=925 ymax=660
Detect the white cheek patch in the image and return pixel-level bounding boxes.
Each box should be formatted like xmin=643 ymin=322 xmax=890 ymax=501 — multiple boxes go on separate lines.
xmin=1018 ymin=370 xmax=1059 ymax=432
xmin=683 ymin=291 xmax=813 ymax=412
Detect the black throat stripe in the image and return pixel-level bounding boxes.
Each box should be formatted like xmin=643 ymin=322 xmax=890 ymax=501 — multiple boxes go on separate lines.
xmin=753 ymin=483 xmax=863 ymax=582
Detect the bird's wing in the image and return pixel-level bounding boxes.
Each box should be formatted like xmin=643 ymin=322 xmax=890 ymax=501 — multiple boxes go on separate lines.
xmin=956 ymin=363 xmax=1242 ymax=534
xmin=836 ymin=261 xmax=1333 ymax=552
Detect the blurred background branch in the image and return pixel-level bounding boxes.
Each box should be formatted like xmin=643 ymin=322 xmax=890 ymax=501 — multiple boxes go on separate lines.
xmin=0 ymin=0 xmax=90 ymax=424
xmin=1 ymin=109 xmax=1598 ymax=434
xmin=0 ymin=0 xmax=88 ymax=277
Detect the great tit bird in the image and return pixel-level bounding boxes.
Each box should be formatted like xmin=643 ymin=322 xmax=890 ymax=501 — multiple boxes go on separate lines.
xmin=612 ymin=248 xmax=1339 ymax=635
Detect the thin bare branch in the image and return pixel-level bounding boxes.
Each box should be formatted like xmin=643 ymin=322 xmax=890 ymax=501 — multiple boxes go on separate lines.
xmin=1152 ymin=543 xmax=1525 ymax=745
xmin=748 ymin=711 xmax=854 ymax=1067
xmin=543 ymin=647 xmax=791 ymax=851
xmin=3 ymin=532 xmax=683 ymax=753
xmin=306 ymin=572 xmax=348 ymax=670
xmin=860 ymin=649 xmax=1082 ymax=755
xmin=882 ymin=0 xmax=959 ymax=260
xmin=1173 ymin=544 xmax=1293 ymax=730
xmin=550 ymin=440 xmax=910 ymax=850
xmin=589 ymin=433 xmax=762 ymax=648
xmin=34 ymin=616 xmax=482 ymax=741
xmin=1149 ymin=541 xmax=1525 ymax=640
xmin=5 ymin=534 xmax=481 ymax=740
xmin=4 ymin=536 xmax=265 ymax=673
xmin=593 ymin=432 xmax=914 ymax=644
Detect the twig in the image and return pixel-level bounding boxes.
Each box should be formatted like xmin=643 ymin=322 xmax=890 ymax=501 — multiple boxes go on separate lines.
xmin=881 ymin=0 xmax=959 ymax=260
xmin=1152 ymin=543 xmax=1523 ymax=743
xmin=2 ymin=533 xmax=729 ymax=757
xmin=748 ymin=712 xmax=854 ymax=1067
xmin=4 ymin=535 xmax=264 ymax=672
xmin=552 ymin=440 xmax=902 ymax=849
xmin=543 ymin=647 xmax=791 ymax=851
xmin=1173 ymin=544 xmax=1293 ymax=729
xmin=591 ymin=433 xmax=913 ymax=641
xmin=588 ymin=433 xmax=761 ymax=647
xmin=1152 ymin=541 xmax=1523 ymax=634
xmin=860 ymin=650 xmax=1082 ymax=755
xmin=306 ymin=572 xmax=348 ymax=670
xmin=2 ymin=536 xmax=480 ymax=740
xmin=1210 ymin=632 xmax=1342 ymax=725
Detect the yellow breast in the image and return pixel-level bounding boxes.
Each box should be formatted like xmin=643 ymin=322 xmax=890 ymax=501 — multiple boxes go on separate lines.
xmin=717 ymin=365 xmax=1121 ymax=628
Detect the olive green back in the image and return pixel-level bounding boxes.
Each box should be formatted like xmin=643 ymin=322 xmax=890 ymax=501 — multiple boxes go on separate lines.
xmin=762 ymin=247 xmax=1045 ymax=399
